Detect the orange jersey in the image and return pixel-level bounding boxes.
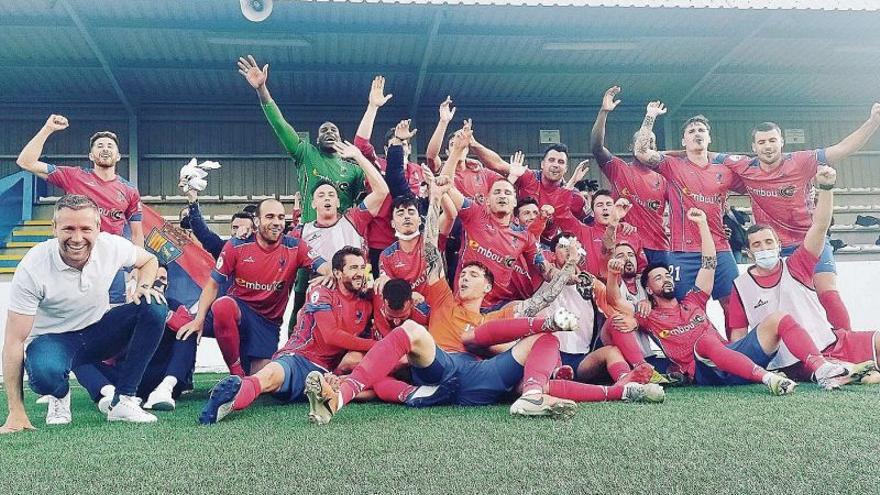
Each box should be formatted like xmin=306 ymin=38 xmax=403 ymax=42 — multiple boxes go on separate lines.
xmin=423 ymin=279 xmax=516 ymax=353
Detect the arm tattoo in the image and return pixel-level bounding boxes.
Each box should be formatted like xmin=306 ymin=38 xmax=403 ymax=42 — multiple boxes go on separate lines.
xmin=641 ymin=115 xmax=656 ymax=130
xmin=424 ymin=200 xmax=445 ymax=281
xmin=516 ymin=259 xmax=577 ymax=317
xmin=701 ymin=255 xmax=717 ymax=270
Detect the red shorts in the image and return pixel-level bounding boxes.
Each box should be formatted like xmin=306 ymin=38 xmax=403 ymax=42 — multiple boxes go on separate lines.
xmin=783 ymin=329 xmax=878 ymax=381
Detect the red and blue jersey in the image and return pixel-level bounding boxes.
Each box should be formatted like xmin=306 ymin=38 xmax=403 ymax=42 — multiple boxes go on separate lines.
xmin=721 ymin=150 xmax=824 ymax=247
xmin=656 ymin=156 xmax=741 ymax=253
xmin=599 ymin=155 xmax=669 ymax=251
xmin=371 ymin=291 xmax=431 ymax=339
xmin=516 ymin=169 xmax=587 ymax=238
xmin=46 ymin=165 xmax=142 ymax=236
xmin=379 ymin=238 xmax=428 ymax=294
xmin=457 ymin=198 xmax=545 ymax=307
xmin=211 ymin=235 xmax=324 ymax=324
xmin=277 ymin=285 xmax=375 ymax=369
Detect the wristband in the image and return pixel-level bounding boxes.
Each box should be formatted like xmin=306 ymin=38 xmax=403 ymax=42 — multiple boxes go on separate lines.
xmin=817 ymin=183 xmax=835 ymax=191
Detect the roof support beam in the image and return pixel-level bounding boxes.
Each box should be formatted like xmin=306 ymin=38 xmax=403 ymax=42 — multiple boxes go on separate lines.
xmin=409 ymin=10 xmax=444 ymax=123
xmin=666 ymin=16 xmax=774 ymax=117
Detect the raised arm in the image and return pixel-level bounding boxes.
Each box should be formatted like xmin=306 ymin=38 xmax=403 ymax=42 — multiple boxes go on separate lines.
xmin=1 ymin=311 xmax=37 ymax=434
xmin=334 ymin=140 xmax=389 ymax=216
xmin=16 ymin=115 xmax=67 ymax=179
xmin=591 ymin=86 xmax=621 ymax=165
xmin=825 ymin=103 xmax=880 ymax=165
xmin=238 ymin=55 xmax=304 ymax=158
xmin=424 ymin=174 xmax=451 ymax=284
xmin=633 ymin=101 xmax=667 ymax=168
xmin=426 ymin=96 xmax=456 ymax=172
xmin=438 ymin=120 xmax=471 ymax=211
xmin=514 ymin=238 xmax=582 ymax=317
xmin=804 ymin=166 xmax=837 ymax=257
xmin=355 ymin=75 xmax=393 ymax=144
xmin=469 ymin=137 xmax=511 ymax=176
xmin=689 ymin=208 xmax=716 ymax=295
xmin=605 ymin=258 xmax=635 ymax=315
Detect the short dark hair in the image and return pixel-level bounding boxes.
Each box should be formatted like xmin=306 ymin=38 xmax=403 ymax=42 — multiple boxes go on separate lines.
xmin=311 ymin=180 xmax=337 ymax=198
xmin=391 ymin=196 xmax=419 ymax=213
xmin=332 ymin=246 xmax=364 ymax=272
xmin=681 ymin=115 xmax=711 ymax=137
xmin=640 ymin=262 xmax=669 ymax=292
xmin=382 ymin=278 xmax=413 ymax=311
xmin=542 ymin=143 xmax=568 ymax=160
xmin=256 ymin=198 xmax=282 ymax=217
xmin=89 ymin=131 xmax=119 ymax=149
xmin=744 ymin=223 xmax=777 ymax=245
xmin=513 ymin=197 xmax=539 ymax=218
xmin=241 ymin=204 xmax=258 ymax=216
xmin=750 ymin=122 xmax=783 ymax=142
xmin=461 ymin=260 xmax=494 ymax=288
xmin=231 ymin=212 xmax=254 ymax=224
xmin=591 ymin=189 xmax=614 ymax=210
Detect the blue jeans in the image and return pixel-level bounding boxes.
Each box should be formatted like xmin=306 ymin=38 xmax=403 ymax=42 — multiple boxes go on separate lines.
xmin=25 ymin=301 xmax=168 ymax=398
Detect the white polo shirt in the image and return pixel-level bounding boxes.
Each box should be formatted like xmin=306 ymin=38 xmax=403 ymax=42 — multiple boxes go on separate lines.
xmin=9 ymin=232 xmax=138 ymax=337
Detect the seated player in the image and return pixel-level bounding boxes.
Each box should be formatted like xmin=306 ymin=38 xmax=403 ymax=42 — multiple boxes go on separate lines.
xmin=72 ymin=264 xmax=198 ymax=412
xmin=1 ymin=195 xmax=167 ymax=433
xmin=177 ymin=198 xmax=329 ymax=377
xmin=728 ymin=166 xmax=876 ymax=386
xmin=606 ymin=207 xmax=831 ymax=395
xmin=197 ymin=246 xmax=379 ymax=424
xmin=303 ymin=173 xmax=664 ymax=424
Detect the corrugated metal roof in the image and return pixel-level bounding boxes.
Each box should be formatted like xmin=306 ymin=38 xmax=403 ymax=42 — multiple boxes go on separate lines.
xmin=333 ymin=0 xmax=880 ymax=10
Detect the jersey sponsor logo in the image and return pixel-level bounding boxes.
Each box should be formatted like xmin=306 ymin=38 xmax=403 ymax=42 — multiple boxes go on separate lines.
xmin=681 ymin=187 xmax=722 ymax=205
xmin=97 ymin=206 xmax=125 ymax=221
xmin=657 ymin=314 xmax=705 ymax=339
xmin=235 ymin=277 xmax=285 ymax=292
xmin=620 ymin=187 xmax=663 ymax=212
xmin=745 ymin=184 xmax=797 ymax=199
xmin=146 ymin=224 xmax=192 ymax=264
xmin=754 ymin=299 xmax=769 ymax=309
xmin=467 ymin=239 xmax=515 ymax=267
xmin=243 ymin=256 xmax=256 ymax=263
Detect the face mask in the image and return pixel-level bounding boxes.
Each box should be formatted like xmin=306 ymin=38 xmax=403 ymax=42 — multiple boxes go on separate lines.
xmin=395 ymin=230 xmax=420 ymax=241
xmin=754 ymin=249 xmax=780 ymax=269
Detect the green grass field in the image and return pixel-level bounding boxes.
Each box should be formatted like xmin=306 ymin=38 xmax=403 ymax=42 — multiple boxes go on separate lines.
xmin=1 ymin=375 xmax=878 ymax=495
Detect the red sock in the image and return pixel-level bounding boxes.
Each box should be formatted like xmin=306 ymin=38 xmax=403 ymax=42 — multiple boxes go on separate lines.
xmin=373 ymin=377 xmax=417 ymax=404
xmin=606 ymin=320 xmax=648 ymax=367
xmin=695 ymin=333 xmax=766 ymax=383
xmin=470 ymin=318 xmax=546 ymax=346
xmin=339 ymin=327 xmax=412 ymax=405
xmin=232 ymin=376 xmax=262 ymax=410
xmin=521 ymin=334 xmax=560 ymax=394
xmin=777 ymin=315 xmax=826 ymax=373
xmin=607 ymin=360 xmax=631 ymax=382
xmin=211 ymin=297 xmax=246 ymax=377
xmin=819 ymin=290 xmax=852 ymax=330
xmin=548 ymin=380 xmax=624 ymax=402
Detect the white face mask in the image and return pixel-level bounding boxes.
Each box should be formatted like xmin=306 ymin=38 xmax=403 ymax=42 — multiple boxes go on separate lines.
xmin=395 ymin=230 xmax=420 ymax=241
xmin=754 ymin=249 xmax=781 ymax=269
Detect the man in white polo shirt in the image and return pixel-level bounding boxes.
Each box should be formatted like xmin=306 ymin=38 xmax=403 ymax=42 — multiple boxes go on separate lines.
xmin=1 ymin=195 xmax=168 ymax=434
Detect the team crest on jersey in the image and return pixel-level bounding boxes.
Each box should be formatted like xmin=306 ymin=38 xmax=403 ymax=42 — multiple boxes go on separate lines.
xmin=355 ymin=310 xmax=364 ymax=323
xmin=310 ymin=291 xmax=320 ymax=304
xmin=146 ymin=224 xmax=190 ymax=264
xmin=116 ymin=191 xmax=126 ymax=201
xmin=215 ymin=256 xmax=224 ymax=270
xmin=715 ymin=173 xmax=723 ymax=183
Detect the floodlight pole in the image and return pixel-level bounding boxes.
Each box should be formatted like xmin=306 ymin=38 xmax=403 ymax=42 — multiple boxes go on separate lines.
xmin=61 ymin=0 xmax=139 ymax=187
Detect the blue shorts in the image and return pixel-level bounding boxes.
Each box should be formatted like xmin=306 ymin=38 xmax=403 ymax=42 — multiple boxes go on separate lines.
xmin=560 ymin=352 xmax=587 ymax=372
xmin=410 ymin=347 xmax=524 ymax=406
xmin=781 ymin=239 xmax=836 ymax=274
xmin=694 ymin=329 xmax=773 ymax=386
xmin=668 ymin=250 xmax=738 ymax=300
xmin=203 ymin=297 xmax=281 ymax=361
xmin=272 ymin=353 xmax=325 ymax=403
xmin=643 ymin=248 xmax=669 ymax=267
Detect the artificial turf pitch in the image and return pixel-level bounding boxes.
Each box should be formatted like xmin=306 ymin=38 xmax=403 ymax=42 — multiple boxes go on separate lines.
xmin=1 ymin=374 xmax=878 ymax=495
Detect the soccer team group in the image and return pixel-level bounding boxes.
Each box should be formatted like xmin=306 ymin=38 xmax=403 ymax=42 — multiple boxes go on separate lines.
xmin=3 ymin=55 xmax=880 ymax=433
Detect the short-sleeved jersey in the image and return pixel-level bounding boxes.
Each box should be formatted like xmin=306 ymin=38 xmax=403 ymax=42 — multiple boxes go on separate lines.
xmin=457 ymin=199 xmax=545 ymax=307
xmin=210 ymin=235 xmax=323 ymax=324
xmin=721 ymin=150 xmax=824 ymax=247
xmin=727 ymin=246 xmax=817 ymax=331
xmin=636 ymin=289 xmax=717 ymax=377
xmin=277 ymin=285 xmax=373 ymax=369
xmin=262 ymin=101 xmax=365 ymax=223
xmin=554 ymin=213 xmax=646 ymax=280
xmin=295 ymin=198 xmax=389 ymax=263
xmin=510 ymin=245 xmax=554 ymax=300
xmin=656 ymin=155 xmax=739 ymax=253
xmin=516 ymin=170 xmax=587 ymax=238
xmin=456 ymin=160 xmax=502 ymax=205
xmin=371 ymin=292 xmax=431 ymax=339
xmin=46 ymin=165 xmax=142 ymax=236
xmin=598 ymin=155 xmax=669 ymax=251
xmin=423 ymin=279 xmax=517 ymax=353
xmin=379 ymin=238 xmax=428 ymax=294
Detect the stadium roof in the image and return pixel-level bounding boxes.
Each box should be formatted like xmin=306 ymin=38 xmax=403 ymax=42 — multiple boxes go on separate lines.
xmin=333 ymin=0 xmax=880 ymax=10
xmin=1 ymin=0 xmax=878 ymax=113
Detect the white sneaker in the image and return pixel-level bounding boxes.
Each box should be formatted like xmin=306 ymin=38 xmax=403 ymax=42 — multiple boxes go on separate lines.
xmin=98 ymin=395 xmax=113 ymax=415
xmin=36 ymin=395 xmax=51 ymax=405
xmin=144 ymin=386 xmax=176 ymax=411
xmin=46 ymin=393 xmax=72 ymax=425
xmin=107 ymin=395 xmax=158 ymax=423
